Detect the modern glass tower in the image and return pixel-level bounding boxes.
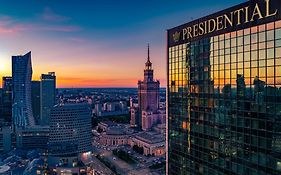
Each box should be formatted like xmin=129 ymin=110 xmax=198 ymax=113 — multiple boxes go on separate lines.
xmin=40 ymin=72 xmax=56 ymax=125
xmin=167 ymin=0 xmax=281 ymax=174
xmin=47 ymin=103 xmax=92 ymax=174
xmin=12 ymin=51 xmax=35 ymax=128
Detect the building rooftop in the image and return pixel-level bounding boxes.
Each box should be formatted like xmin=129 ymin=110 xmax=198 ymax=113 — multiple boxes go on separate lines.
xmin=105 ymin=125 xmax=134 ymax=135
xmin=0 ymin=165 xmax=10 ymax=173
xmin=135 ymin=132 xmax=164 ymax=144
xmin=100 ymin=121 xmax=116 ymax=127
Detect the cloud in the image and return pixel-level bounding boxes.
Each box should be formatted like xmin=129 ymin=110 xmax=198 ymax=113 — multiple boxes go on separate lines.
xmin=0 ymin=15 xmax=81 ymax=35
xmin=40 ymin=7 xmax=70 ymax=22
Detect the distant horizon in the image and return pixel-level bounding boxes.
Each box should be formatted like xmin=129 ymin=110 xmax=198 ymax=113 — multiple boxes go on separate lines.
xmin=56 ymin=87 xmax=167 ymax=89
xmin=0 ymin=0 xmax=245 ymax=88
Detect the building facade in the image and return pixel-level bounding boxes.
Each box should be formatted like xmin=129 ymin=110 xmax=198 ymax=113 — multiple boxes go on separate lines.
xmin=1 ymin=77 xmax=12 ymax=126
xmin=130 ymin=132 xmax=165 ymax=156
xmin=0 ymin=126 xmax=12 ymax=153
xmin=12 ymin=51 xmax=35 ymax=128
xmin=131 ymin=45 xmax=161 ymax=130
xmin=48 ymin=103 xmax=92 ymax=170
xmin=167 ymin=0 xmax=281 ymax=174
xmin=16 ymin=126 xmax=49 ymax=150
xmin=31 ymin=81 xmax=41 ymax=125
xmin=40 ymin=72 xmax=56 ymax=126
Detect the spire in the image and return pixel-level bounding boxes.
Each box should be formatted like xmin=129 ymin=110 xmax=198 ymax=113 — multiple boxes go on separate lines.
xmin=145 ymin=44 xmax=152 ymax=70
xmin=147 ymin=43 xmax=150 ymax=62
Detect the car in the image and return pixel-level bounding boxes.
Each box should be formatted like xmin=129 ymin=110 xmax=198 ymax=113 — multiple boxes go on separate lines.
xmin=113 ymin=157 xmax=116 ymax=160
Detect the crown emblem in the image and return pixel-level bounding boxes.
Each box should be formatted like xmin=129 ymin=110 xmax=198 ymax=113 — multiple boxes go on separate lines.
xmin=173 ymin=31 xmax=180 ymax=43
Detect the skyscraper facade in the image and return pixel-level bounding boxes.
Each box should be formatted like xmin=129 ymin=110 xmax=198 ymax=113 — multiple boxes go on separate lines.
xmin=48 ymin=104 xmax=92 ymax=158
xmin=12 ymin=52 xmax=35 ymax=128
xmin=130 ymin=45 xmax=160 ymax=130
xmin=1 ymin=77 xmax=12 ymax=125
xmin=31 ymin=81 xmax=40 ymax=125
xmin=167 ymin=0 xmax=281 ymax=174
xmin=40 ymin=72 xmax=56 ymax=126
xmin=48 ymin=104 xmax=92 ymax=174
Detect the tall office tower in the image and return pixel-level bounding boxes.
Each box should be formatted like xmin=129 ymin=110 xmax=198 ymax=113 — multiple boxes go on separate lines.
xmin=1 ymin=77 xmax=13 ymax=125
xmin=131 ymin=45 xmax=160 ymax=129
xmin=31 ymin=81 xmax=40 ymax=125
xmin=167 ymin=0 xmax=281 ymax=174
xmin=48 ymin=104 xmax=92 ymax=174
xmin=12 ymin=52 xmax=35 ymax=128
xmin=40 ymin=72 xmax=56 ymax=126
xmin=0 ymin=89 xmax=3 ymax=125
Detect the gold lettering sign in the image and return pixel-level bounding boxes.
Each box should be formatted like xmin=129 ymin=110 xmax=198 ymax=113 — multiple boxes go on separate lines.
xmin=175 ymin=0 xmax=278 ymax=42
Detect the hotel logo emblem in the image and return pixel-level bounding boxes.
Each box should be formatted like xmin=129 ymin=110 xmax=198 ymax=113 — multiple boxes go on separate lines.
xmin=173 ymin=31 xmax=180 ymax=43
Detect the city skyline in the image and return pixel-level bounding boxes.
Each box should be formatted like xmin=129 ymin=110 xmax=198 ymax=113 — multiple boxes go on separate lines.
xmin=0 ymin=0 xmax=245 ymax=88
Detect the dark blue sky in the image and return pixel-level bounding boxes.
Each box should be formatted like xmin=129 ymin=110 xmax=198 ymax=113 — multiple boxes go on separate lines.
xmin=0 ymin=0 xmax=246 ymax=87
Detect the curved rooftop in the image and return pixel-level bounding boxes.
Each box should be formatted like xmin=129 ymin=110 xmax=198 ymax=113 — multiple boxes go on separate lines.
xmin=0 ymin=165 xmax=10 ymax=173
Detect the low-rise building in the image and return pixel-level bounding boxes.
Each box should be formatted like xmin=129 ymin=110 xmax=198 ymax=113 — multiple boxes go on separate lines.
xmin=97 ymin=121 xmax=116 ymax=132
xmin=16 ymin=126 xmax=49 ymax=150
xmin=95 ymin=101 xmax=129 ymax=117
xmin=130 ymin=132 xmax=165 ymax=156
xmin=99 ymin=124 xmax=135 ymax=146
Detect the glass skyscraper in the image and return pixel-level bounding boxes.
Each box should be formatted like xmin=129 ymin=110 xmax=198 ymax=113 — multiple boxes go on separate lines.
xmin=167 ymin=0 xmax=281 ymax=174
xmin=40 ymin=72 xmax=56 ymax=126
xmin=12 ymin=51 xmax=35 ymax=128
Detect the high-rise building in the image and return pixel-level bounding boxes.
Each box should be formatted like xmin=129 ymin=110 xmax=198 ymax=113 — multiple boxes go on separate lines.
xmin=1 ymin=77 xmax=12 ymax=125
xmin=167 ymin=0 xmax=281 ymax=174
xmin=12 ymin=51 xmax=35 ymax=128
xmin=47 ymin=104 xmax=92 ymax=174
xmin=40 ymin=72 xmax=56 ymax=126
xmin=0 ymin=89 xmax=3 ymax=125
xmin=130 ymin=45 xmax=161 ymax=130
xmin=31 ymin=81 xmax=40 ymax=125
xmin=0 ymin=126 xmax=12 ymax=153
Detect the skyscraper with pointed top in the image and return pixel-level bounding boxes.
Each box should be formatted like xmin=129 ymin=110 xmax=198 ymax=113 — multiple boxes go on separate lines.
xmin=130 ymin=45 xmax=161 ymax=130
xmin=12 ymin=51 xmax=35 ymax=128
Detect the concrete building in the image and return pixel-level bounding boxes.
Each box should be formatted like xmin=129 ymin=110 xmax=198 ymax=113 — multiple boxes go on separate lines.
xmin=31 ymin=81 xmax=40 ymax=125
xmin=0 ymin=126 xmax=12 ymax=153
xmin=95 ymin=101 xmax=129 ymax=117
xmin=131 ymin=45 xmax=165 ymax=131
xmin=141 ymin=111 xmax=166 ymax=131
xmin=1 ymin=77 xmax=12 ymax=126
xmin=12 ymin=51 xmax=35 ymax=128
xmin=16 ymin=126 xmax=49 ymax=150
xmin=48 ymin=103 xmax=92 ymax=174
xmin=98 ymin=124 xmax=135 ymax=146
xmin=130 ymin=132 xmax=165 ymax=156
xmin=40 ymin=72 xmax=56 ymax=125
